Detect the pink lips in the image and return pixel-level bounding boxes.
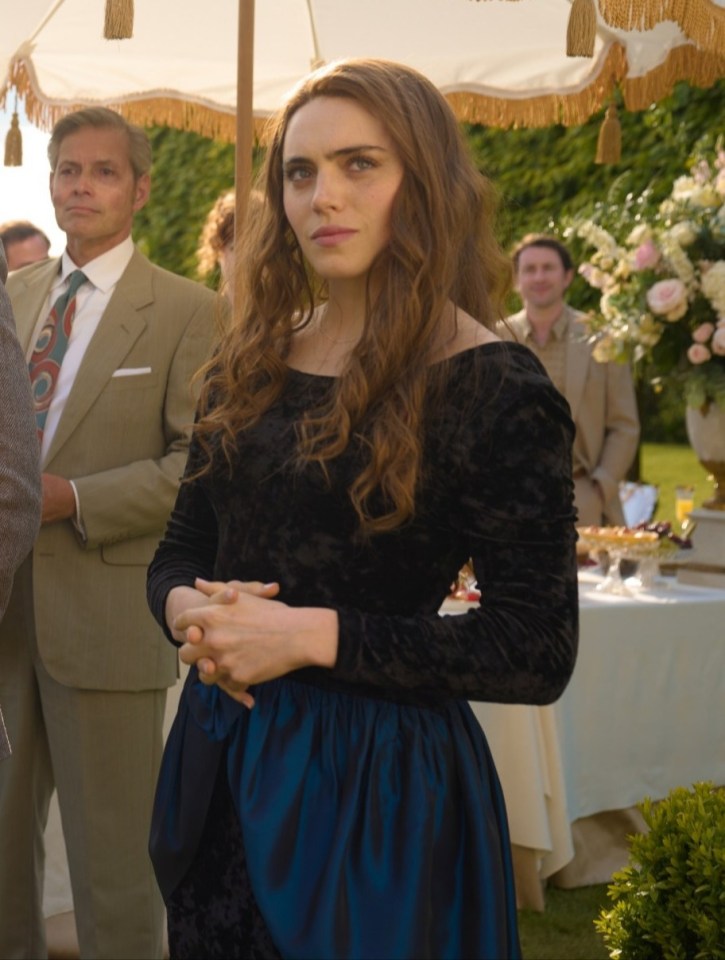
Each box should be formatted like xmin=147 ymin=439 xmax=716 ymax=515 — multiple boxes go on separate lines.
xmin=310 ymin=225 xmax=356 ymax=246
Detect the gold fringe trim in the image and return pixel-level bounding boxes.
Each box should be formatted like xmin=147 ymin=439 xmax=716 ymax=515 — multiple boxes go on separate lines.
xmin=105 ymin=0 xmax=135 ymax=41
xmin=446 ymin=43 xmax=626 ymax=128
xmin=620 ymin=43 xmax=725 ymax=110
xmin=4 ymin=112 xmax=22 ymax=166
xmin=567 ymin=0 xmax=597 ymax=58
xmin=598 ymin=0 xmax=725 ymax=57
xmin=3 ymin=60 xmax=246 ymax=143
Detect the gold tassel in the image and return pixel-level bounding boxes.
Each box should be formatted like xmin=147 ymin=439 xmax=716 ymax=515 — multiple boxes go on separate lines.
xmin=104 ymin=0 xmax=134 ymax=40
xmin=4 ymin=112 xmax=22 ymax=167
xmin=567 ymin=0 xmax=597 ymax=57
xmin=595 ymin=103 xmax=621 ymax=164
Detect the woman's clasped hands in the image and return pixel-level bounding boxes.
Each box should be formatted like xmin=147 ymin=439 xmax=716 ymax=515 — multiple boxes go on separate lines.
xmin=169 ymin=577 xmax=339 ymax=708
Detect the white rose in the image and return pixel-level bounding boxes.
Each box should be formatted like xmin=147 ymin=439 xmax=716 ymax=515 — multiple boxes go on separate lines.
xmin=667 ymin=221 xmax=697 ymax=247
xmin=645 ymin=278 xmax=688 ymax=317
xmin=627 ymin=224 xmax=652 ymax=245
xmin=689 ymin=184 xmax=720 ymax=208
xmin=592 ymin=335 xmax=619 ymax=363
xmin=672 ymin=176 xmax=697 ymax=200
xmin=701 ymin=261 xmax=725 ymax=316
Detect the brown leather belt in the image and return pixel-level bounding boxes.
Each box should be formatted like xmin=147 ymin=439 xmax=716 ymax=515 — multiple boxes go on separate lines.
xmin=572 ymin=467 xmax=588 ymax=479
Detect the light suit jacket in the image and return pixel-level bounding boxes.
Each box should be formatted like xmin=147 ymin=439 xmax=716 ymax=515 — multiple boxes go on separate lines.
xmin=499 ymin=306 xmax=640 ymax=524
xmin=5 ymin=249 xmax=217 ymax=691
xmin=0 ymin=242 xmax=42 ymax=759
xmin=0 ymin=243 xmax=41 ymax=624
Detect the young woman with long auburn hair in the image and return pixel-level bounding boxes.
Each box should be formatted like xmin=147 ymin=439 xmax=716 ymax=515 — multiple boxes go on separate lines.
xmin=147 ymin=57 xmax=578 ymax=960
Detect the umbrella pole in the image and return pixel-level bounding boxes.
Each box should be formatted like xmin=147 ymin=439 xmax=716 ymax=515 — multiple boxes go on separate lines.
xmin=235 ymin=0 xmax=254 ymax=245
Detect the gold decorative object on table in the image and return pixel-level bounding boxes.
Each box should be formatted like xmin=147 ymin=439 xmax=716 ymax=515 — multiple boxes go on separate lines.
xmin=577 ymin=525 xmax=683 ymax=594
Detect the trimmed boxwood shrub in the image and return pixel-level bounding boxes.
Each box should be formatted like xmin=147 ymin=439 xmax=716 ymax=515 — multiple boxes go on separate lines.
xmin=595 ymin=782 xmax=725 ymax=959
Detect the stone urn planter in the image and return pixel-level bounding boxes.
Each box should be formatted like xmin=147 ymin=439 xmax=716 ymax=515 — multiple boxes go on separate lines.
xmin=685 ymin=404 xmax=725 ymax=511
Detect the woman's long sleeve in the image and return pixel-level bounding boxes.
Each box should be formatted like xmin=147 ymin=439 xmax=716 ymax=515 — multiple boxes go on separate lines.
xmin=331 ymin=374 xmax=579 ymax=705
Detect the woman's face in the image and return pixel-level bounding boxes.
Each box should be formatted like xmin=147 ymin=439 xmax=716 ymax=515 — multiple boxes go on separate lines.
xmin=282 ymin=96 xmax=405 ymax=289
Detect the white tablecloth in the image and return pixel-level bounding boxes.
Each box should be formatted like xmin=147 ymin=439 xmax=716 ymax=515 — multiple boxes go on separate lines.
xmin=561 ymin=571 xmax=725 ymax=820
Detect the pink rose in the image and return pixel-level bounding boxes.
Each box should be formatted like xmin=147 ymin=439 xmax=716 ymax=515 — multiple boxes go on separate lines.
xmin=712 ymin=327 xmax=725 ymax=356
xmin=633 ymin=240 xmax=660 ymax=271
xmin=665 ymin=301 xmax=689 ymax=322
xmin=692 ymin=322 xmax=715 ymax=343
xmin=687 ymin=343 xmax=712 ymax=365
xmin=646 ymin=278 xmax=688 ymax=316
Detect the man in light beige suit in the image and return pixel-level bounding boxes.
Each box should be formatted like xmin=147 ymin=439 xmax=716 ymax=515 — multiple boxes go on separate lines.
xmin=0 ymin=108 xmax=217 ymax=959
xmin=498 ymin=234 xmax=639 ymax=526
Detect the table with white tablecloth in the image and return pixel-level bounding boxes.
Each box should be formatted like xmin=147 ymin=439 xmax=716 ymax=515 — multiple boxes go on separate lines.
xmin=445 ymin=571 xmax=725 ymax=908
xmin=549 ymin=570 xmax=725 ymax=890
xmin=561 ymin=570 xmax=725 ymax=819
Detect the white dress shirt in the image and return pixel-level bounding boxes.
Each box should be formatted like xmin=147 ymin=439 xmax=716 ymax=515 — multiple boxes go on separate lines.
xmin=27 ymin=237 xmax=135 ymax=467
xmin=27 ymin=237 xmax=135 ymax=529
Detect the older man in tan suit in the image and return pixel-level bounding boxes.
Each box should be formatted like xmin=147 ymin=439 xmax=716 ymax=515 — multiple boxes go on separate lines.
xmin=498 ymin=234 xmax=639 ymax=526
xmin=0 ymin=108 xmax=217 ymax=959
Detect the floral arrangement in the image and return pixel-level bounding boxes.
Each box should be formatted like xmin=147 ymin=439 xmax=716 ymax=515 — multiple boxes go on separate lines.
xmin=565 ymin=151 xmax=725 ymax=412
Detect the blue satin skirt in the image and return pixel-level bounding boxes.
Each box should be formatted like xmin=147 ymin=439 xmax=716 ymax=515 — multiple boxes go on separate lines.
xmin=150 ymin=671 xmax=522 ymax=960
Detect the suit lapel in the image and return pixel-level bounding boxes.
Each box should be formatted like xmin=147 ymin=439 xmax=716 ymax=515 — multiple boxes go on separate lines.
xmin=11 ymin=260 xmax=60 ymax=354
xmin=44 ymin=252 xmax=153 ymax=464
xmin=564 ymin=307 xmax=591 ymax=421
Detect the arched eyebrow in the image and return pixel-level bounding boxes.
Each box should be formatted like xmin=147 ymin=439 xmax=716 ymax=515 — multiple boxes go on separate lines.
xmin=284 ymin=144 xmax=388 ymax=164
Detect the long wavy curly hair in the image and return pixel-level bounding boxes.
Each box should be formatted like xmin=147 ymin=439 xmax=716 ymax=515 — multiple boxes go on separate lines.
xmin=193 ymin=57 xmax=512 ymax=535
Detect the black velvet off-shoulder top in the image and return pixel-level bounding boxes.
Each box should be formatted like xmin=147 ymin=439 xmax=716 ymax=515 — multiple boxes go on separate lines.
xmin=147 ymin=341 xmax=579 ymax=707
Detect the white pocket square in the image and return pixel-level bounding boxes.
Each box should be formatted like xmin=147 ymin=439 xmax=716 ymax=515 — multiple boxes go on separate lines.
xmin=112 ymin=367 xmax=152 ymax=378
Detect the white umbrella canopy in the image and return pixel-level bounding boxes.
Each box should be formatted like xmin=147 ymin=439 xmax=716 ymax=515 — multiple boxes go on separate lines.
xmin=3 ymin=1 xmax=725 ymax=130
xmin=1 ymin=0 xmax=723 ymax=205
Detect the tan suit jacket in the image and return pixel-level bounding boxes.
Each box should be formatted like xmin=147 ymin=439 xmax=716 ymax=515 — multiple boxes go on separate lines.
xmin=0 ymin=243 xmax=41 ymax=760
xmin=0 ymin=243 xmax=41 ymax=623
xmin=498 ymin=306 xmax=640 ymax=525
xmin=5 ymin=249 xmax=217 ymax=691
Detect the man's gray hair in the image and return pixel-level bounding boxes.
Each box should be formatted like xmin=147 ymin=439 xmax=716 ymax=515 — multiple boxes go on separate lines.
xmin=48 ymin=107 xmax=152 ymax=179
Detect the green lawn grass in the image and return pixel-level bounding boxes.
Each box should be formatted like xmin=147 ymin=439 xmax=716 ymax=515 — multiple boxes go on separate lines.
xmin=640 ymin=442 xmax=713 ymax=525
xmin=518 ymin=884 xmax=610 ymax=959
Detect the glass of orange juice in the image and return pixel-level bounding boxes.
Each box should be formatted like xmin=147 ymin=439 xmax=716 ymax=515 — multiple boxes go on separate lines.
xmin=675 ymin=485 xmax=695 ymax=528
